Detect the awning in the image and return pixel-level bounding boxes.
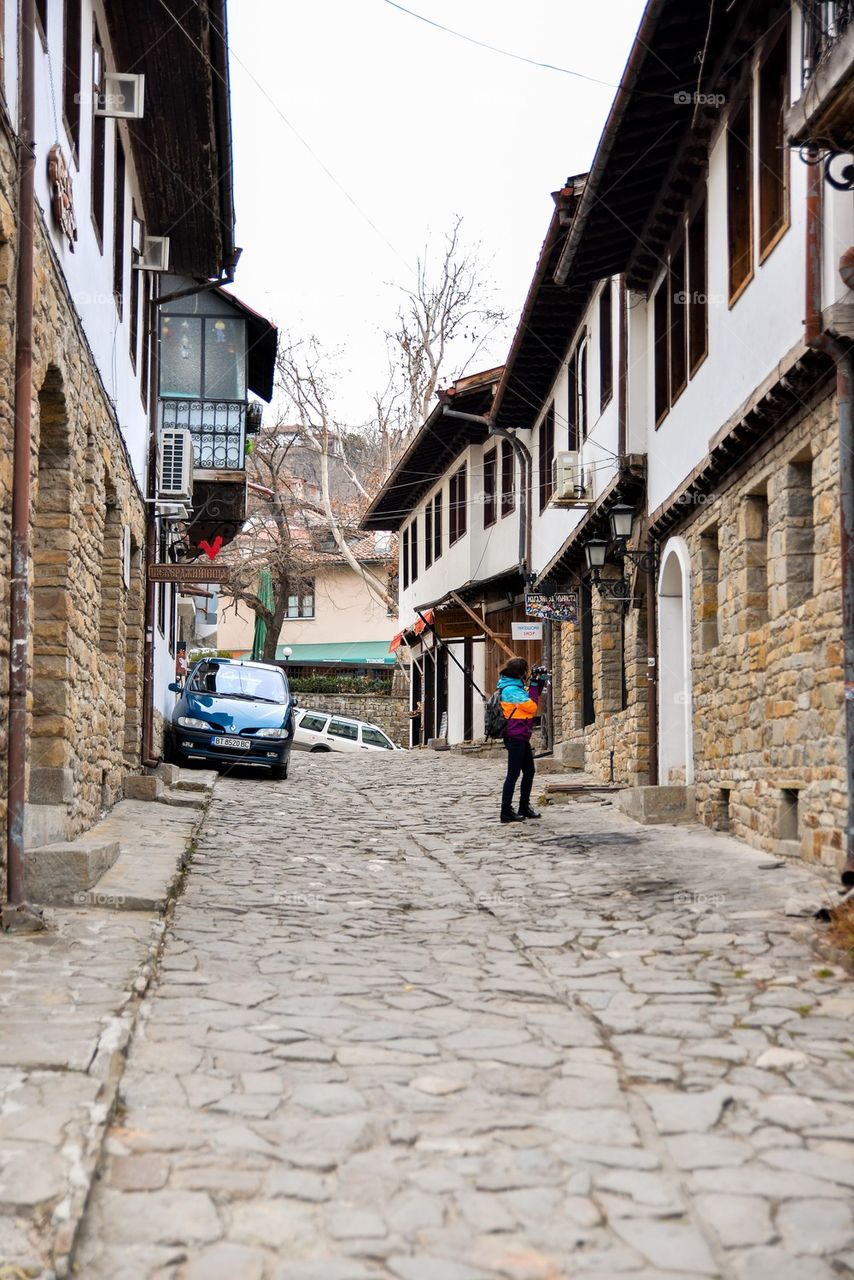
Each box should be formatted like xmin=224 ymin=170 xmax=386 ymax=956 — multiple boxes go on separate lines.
xmin=276 ymin=642 xmax=396 ymax=667
xmin=389 ymin=610 xmax=434 ymax=653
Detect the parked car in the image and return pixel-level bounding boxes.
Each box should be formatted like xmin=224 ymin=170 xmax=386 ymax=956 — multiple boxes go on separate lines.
xmin=166 ymin=658 xmax=295 ymax=779
xmin=292 ymin=708 xmax=403 ymax=754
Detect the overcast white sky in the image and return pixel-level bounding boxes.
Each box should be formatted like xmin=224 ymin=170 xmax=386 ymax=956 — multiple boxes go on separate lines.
xmin=226 ymin=0 xmax=647 ymax=423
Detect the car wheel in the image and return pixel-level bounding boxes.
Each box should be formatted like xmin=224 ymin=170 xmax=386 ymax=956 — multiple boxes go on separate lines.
xmin=270 ymin=761 xmax=288 ymax=780
xmin=310 ymin=745 xmax=331 ymax=753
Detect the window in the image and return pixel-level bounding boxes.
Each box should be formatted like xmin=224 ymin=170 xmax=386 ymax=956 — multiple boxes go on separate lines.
xmin=362 ymin=727 xmax=394 ymax=749
xmin=168 ymin=583 xmax=176 ymax=657
xmin=577 ymin=339 xmax=588 ymax=443
xmin=286 ymin=584 xmax=314 ymax=618
xmin=654 ymin=193 xmax=708 ymax=425
xmin=140 ymin=274 xmax=150 ymax=406
xmin=786 ymin=459 xmax=815 ymax=609
xmin=63 ymin=0 xmax=81 ymax=157
xmin=538 ymin=405 xmax=555 ymax=511
xmin=599 ymin=281 xmax=613 ymax=411
xmin=669 ymin=242 xmax=687 ymax=403
xmin=688 ymin=200 xmax=708 ymax=373
xmin=433 ymin=492 xmax=443 ymax=559
xmin=424 ymin=502 xmax=433 ymax=569
xmin=402 ymin=526 xmax=410 ymax=590
xmin=328 ymin=719 xmax=358 ymax=742
xmin=91 ymin=29 xmax=106 ymax=245
xmin=129 ymin=206 xmax=140 ymax=368
xmin=449 ymin=463 xmax=467 ymax=545
xmin=158 ymin=314 xmax=248 ymax=401
xmin=700 ymin=524 xmax=721 ymax=651
xmin=113 ymin=136 xmax=126 ymax=317
xmin=727 ymin=96 xmax=753 ymax=301
xmin=300 ymin=713 xmax=329 ymax=733
xmin=743 ymin=489 xmax=769 ymax=626
xmin=410 ymin=515 xmax=418 ymax=583
xmin=500 ymin=439 xmax=515 ymax=517
xmin=567 ymin=351 xmax=578 ymax=451
xmin=483 ymin=447 xmax=497 ymax=527
xmin=759 ymin=25 xmax=790 ymax=258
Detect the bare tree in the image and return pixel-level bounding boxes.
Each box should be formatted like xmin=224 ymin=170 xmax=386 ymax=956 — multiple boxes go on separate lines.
xmin=386 ymin=215 xmax=508 ymax=446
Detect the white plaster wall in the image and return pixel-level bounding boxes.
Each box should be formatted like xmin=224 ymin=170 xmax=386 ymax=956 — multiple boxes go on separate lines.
xmin=646 ymin=24 xmax=809 ymax=513
xmin=25 ymin=0 xmax=152 ymax=491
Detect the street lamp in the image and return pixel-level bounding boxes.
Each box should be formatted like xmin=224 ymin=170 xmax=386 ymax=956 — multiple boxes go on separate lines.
xmin=584 ymin=539 xmax=608 ymax=573
xmin=281 ymin=646 xmax=292 ymax=662
xmin=609 ymin=503 xmax=635 ymax=543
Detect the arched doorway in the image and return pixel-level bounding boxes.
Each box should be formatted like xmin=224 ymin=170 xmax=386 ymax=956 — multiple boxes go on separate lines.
xmin=658 ymin=537 xmax=694 ymax=785
xmin=30 ymin=366 xmax=75 ymax=806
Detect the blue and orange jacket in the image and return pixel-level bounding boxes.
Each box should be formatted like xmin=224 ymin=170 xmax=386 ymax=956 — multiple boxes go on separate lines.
xmin=497 ymin=674 xmax=543 ymax=743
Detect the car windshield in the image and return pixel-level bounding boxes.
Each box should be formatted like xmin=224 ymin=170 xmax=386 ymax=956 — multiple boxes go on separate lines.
xmin=188 ymin=661 xmax=288 ymax=704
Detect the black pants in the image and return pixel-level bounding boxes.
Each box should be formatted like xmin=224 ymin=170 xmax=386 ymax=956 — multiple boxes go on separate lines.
xmin=502 ymin=739 xmax=535 ymax=813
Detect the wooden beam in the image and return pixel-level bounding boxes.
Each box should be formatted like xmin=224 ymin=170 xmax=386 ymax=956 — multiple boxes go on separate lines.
xmin=448 ymin=591 xmax=516 ymax=659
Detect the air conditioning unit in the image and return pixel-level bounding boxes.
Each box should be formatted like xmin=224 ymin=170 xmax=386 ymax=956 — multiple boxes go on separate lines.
xmin=158 ymin=429 xmax=193 ymax=500
xmin=95 ymin=72 xmax=145 ymax=119
xmin=134 ymin=235 xmax=170 ymax=272
xmin=552 ymin=450 xmax=588 ymax=504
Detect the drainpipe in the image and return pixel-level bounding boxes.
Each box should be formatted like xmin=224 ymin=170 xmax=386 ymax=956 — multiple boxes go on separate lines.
xmin=804 ymin=150 xmax=854 ymax=885
xmin=438 ymin=405 xmax=533 ymax=574
xmin=646 ymin=543 xmax=659 ymax=787
xmin=5 ymin=0 xmax=37 ymax=916
xmin=141 ymin=283 xmax=160 ymax=766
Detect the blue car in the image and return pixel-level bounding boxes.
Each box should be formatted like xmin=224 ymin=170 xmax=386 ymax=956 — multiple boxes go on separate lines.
xmin=166 ymin=657 xmax=295 ymax=779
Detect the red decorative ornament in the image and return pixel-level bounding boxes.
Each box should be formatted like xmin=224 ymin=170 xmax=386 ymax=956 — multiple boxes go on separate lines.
xmin=198 ymin=536 xmax=223 ymax=560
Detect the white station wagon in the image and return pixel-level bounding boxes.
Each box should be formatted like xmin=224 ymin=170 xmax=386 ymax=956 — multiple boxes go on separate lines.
xmin=292 ymin=708 xmax=403 ymax=754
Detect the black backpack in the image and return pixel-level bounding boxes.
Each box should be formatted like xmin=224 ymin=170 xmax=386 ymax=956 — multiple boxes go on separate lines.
xmin=484 ymin=692 xmax=516 ymax=740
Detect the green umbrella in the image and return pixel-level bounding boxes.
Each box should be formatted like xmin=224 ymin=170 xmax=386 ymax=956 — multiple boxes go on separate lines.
xmin=251 ymin=567 xmax=274 ymax=661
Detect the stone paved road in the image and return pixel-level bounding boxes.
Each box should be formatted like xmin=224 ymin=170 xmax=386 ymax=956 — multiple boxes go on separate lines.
xmin=75 ymin=752 xmax=854 ymax=1280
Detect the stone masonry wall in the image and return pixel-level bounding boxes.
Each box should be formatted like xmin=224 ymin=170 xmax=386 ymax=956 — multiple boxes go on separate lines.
xmin=552 ymin=572 xmax=651 ymax=786
xmin=0 ymin=111 xmax=18 ymax=896
xmin=0 ymin=127 xmax=147 ymax=894
xmin=296 ymin=694 xmax=410 ymax=748
xmin=682 ymin=390 xmax=844 ymax=870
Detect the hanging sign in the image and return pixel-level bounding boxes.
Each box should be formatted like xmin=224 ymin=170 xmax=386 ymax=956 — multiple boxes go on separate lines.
xmin=47 ymin=144 xmax=78 ymax=251
xmin=512 ymin=621 xmax=543 ymax=641
xmin=148 ymin=564 xmax=230 ymax=584
xmin=525 ymin=591 xmax=578 ymax=623
xmin=433 ymin=607 xmax=484 ymax=639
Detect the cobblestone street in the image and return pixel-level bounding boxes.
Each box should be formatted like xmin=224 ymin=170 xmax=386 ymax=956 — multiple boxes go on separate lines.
xmin=75 ymin=752 xmax=854 ymax=1280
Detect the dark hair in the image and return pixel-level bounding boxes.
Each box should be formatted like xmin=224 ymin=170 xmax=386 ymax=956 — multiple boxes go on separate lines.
xmin=499 ymin=657 xmax=528 ymax=681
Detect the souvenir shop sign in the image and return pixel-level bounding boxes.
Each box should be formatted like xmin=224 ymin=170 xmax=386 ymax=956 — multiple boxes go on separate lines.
xmin=524 ymin=591 xmax=578 ymax=623
xmin=148 ymin=563 xmax=231 ymax=585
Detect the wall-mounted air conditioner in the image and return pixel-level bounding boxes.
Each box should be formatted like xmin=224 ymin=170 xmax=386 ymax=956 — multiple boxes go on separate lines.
xmin=552 ymin=450 xmax=588 ymax=504
xmin=158 ymin=429 xmax=193 ymax=500
xmin=95 ymin=72 xmax=145 ymax=119
xmin=134 ymin=235 xmax=170 ymax=272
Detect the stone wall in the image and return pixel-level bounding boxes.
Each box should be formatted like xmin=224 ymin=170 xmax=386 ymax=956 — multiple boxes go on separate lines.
xmin=296 ymin=693 xmax=410 ymax=747
xmin=0 ymin=131 xmax=147 ymax=894
xmin=681 ymin=389 xmax=844 ymax=870
xmin=551 ymin=571 xmax=651 ymax=785
xmin=0 ymin=111 xmax=18 ymax=896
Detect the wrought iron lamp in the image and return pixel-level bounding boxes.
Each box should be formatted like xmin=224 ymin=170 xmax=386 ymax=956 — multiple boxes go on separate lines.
xmin=583 ymin=504 xmax=657 ymax=600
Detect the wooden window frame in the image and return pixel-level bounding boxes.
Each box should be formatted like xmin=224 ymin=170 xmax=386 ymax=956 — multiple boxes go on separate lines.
xmin=669 ymin=241 xmax=688 ymax=406
xmin=449 ymin=462 xmax=467 ymax=545
xmin=567 ymin=349 xmax=579 ymax=451
xmin=500 ymin=439 xmax=515 ymax=518
xmin=402 ymin=526 xmax=410 ymax=591
xmin=433 ymin=491 xmax=442 ymax=560
xmin=91 ymin=27 xmax=106 ymax=249
xmin=688 ymin=196 xmax=708 ymax=375
xmin=113 ymin=134 xmax=126 ymax=318
xmin=758 ymin=21 xmax=791 ymax=263
xmin=424 ymin=501 xmax=433 ymax=569
xmin=410 ymin=514 xmax=418 ymax=584
xmin=538 ymin=404 xmax=555 ymax=512
xmin=653 ymin=278 xmax=669 ymax=428
xmin=483 ymin=447 xmax=497 ymax=528
xmin=63 ymin=0 xmax=81 ymax=162
xmin=727 ymin=92 xmax=754 ymax=305
xmin=599 ymin=280 xmax=613 ymax=412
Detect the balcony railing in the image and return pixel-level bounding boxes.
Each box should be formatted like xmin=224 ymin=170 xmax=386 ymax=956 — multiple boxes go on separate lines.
xmin=159 ymin=399 xmax=246 ymax=471
xmin=802 ymin=0 xmax=854 ymax=83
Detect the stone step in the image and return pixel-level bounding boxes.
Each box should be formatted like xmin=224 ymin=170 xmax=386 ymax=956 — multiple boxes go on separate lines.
xmin=161 ymin=789 xmax=207 ymax=809
xmin=543 ymin=782 xmax=623 ymax=804
xmin=23 ymin=840 xmax=121 ymax=906
xmin=174 ymin=770 xmax=218 ymax=793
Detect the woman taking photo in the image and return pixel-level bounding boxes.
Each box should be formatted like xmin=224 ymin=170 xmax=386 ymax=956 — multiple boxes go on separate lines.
xmin=496 ymin=657 xmax=546 ymax=823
